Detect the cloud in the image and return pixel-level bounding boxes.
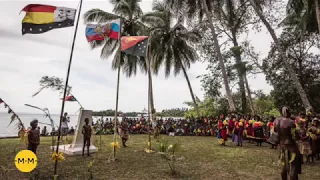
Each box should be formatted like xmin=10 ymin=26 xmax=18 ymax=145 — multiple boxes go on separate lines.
xmin=0 ymin=0 xmax=272 ymax=116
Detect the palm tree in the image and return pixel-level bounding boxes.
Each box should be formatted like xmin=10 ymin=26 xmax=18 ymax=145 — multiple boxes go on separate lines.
xmin=142 ymin=1 xmax=201 ymax=118
xmin=84 ymin=0 xmax=148 ymax=77
xmin=249 ymin=0 xmax=313 ymax=111
xmin=84 ymin=0 xmax=154 ymax=155
xmin=165 ymin=0 xmax=237 ymax=112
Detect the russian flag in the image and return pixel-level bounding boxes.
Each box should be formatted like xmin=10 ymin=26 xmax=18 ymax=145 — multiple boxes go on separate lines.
xmin=85 ymin=19 xmax=120 ymax=42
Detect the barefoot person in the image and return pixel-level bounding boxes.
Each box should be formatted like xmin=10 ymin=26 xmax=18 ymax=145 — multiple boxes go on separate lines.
xmin=82 ymin=118 xmax=92 ymax=156
xmin=28 ymin=119 xmax=40 ymax=154
xmin=274 ymin=107 xmax=302 ymax=180
xmin=120 ymin=119 xmax=129 ymax=147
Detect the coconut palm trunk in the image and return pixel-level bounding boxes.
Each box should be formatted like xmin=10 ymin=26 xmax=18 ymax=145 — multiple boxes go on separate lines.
xmin=146 ymin=42 xmax=156 ymax=130
xmin=244 ymin=73 xmax=255 ymax=114
xmin=181 ymin=63 xmax=200 ymax=118
xmin=231 ymin=32 xmax=247 ymax=113
xmin=200 ymin=0 xmax=236 ymax=112
xmin=315 ymin=0 xmax=320 ymax=34
xmin=249 ymin=0 xmax=313 ymax=111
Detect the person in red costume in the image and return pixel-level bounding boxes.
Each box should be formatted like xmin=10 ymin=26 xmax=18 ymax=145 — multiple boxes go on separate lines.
xmin=233 ymin=116 xmax=245 ymax=146
xmin=228 ymin=115 xmax=236 ymax=141
xmin=217 ymin=117 xmax=228 ymax=146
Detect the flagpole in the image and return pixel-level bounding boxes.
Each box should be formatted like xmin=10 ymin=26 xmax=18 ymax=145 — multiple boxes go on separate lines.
xmin=113 ymin=18 xmax=122 ymax=161
xmin=145 ymin=37 xmax=152 ymax=151
xmin=54 ymin=0 xmax=83 ymax=175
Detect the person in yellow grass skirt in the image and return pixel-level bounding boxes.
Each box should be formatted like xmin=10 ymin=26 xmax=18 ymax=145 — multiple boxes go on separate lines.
xmin=245 ymin=118 xmax=254 ymax=143
xmin=253 ymin=116 xmax=265 ymax=146
xmin=308 ymin=118 xmax=320 ymax=161
xmin=296 ymin=116 xmax=312 ymax=163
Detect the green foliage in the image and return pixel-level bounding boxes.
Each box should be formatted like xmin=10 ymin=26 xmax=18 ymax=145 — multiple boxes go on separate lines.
xmin=141 ymin=1 xmax=200 ymax=77
xmin=263 ymin=27 xmax=320 ymax=113
xmin=283 ymin=0 xmax=319 ymax=36
xmin=184 ymin=97 xmax=226 ymax=118
xmin=92 ymin=109 xmax=123 ymax=117
xmin=157 ymin=138 xmax=181 ymax=175
xmin=156 ymin=139 xmax=169 ymax=153
xmin=93 ymin=108 xmax=187 ymax=117
xmin=253 ymin=91 xmax=280 ymax=117
xmin=87 ymin=160 xmax=95 ymax=180
xmin=156 ymin=108 xmax=188 ymax=117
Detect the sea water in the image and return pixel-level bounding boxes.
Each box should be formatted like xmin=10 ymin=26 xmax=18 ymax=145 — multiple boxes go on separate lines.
xmin=0 ymin=112 xmax=120 ymax=137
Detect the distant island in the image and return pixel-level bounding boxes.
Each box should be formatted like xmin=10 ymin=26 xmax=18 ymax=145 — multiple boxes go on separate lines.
xmin=92 ymin=108 xmax=188 ymax=117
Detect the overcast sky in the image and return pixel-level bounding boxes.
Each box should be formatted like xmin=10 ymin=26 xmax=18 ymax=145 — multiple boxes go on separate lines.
xmin=0 ymin=0 xmax=274 ymax=114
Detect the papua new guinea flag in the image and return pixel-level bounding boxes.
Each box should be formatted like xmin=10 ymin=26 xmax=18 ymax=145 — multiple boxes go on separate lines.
xmin=21 ymin=4 xmax=76 ymax=35
xmin=85 ymin=19 xmax=120 ymax=42
xmin=61 ymin=95 xmax=77 ymax=101
xmin=121 ymin=36 xmax=148 ymax=57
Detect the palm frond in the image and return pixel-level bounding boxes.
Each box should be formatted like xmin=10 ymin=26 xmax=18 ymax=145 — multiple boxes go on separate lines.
xmin=100 ymin=39 xmax=119 ymax=59
xmin=83 ymin=9 xmax=120 ymax=23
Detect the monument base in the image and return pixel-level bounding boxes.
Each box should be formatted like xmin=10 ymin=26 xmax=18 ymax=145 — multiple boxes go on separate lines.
xmin=50 ymin=144 xmax=98 ymax=155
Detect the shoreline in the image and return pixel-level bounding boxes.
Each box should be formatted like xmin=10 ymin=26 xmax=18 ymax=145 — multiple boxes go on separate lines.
xmin=0 ymin=136 xmax=18 ymax=139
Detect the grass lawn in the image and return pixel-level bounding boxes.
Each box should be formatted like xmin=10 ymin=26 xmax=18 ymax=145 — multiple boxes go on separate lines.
xmin=1 ymin=135 xmax=320 ymax=180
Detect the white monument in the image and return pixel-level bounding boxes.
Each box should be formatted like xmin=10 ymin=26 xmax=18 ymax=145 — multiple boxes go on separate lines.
xmin=51 ymin=109 xmax=98 ymax=155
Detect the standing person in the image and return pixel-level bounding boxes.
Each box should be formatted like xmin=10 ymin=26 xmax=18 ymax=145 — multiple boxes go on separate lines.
xmin=274 ymin=107 xmax=302 ymax=180
xmin=120 ymin=119 xmax=129 ymax=147
xmin=61 ymin=112 xmax=69 ymax=138
xmin=316 ymin=117 xmax=320 ymax=160
xmin=234 ymin=117 xmax=245 ymax=147
xmin=267 ymin=116 xmax=277 ymax=149
xmin=253 ymin=116 xmax=265 ymax=146
xmin=82 ymin=118 xmax=92 ymax=156
xmin=218 ymin=119 xmax=228 ymax=146
xmin=41 ymin=126 xmax=48 ymax=136
xmin=228 ymin=116 xmax=236 ymax=141
xmin=308 ymin=118 xmax=320 ymax=161
xmin=297 ymin=118 xmax=312 ymax=163
xmin=28 ymin=119 xmax=40 ymax=154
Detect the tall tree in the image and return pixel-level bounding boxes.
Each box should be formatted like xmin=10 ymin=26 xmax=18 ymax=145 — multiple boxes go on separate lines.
xmin=212 ymin=0 xmax=260 ymax=113
xmin=142 ymin=1 xmax=201 ymax=118
xmin=264 ymin=28 xmax=320 ymax=113
xmin=249 ymin=0 xmax=313 ymax=111
xmin=166 ymin=0 xmax=236 ymax=112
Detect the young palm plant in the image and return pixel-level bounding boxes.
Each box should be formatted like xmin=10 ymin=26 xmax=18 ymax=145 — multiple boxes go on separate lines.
xmin=165 ymin=0 xmax=237 ymax=112
xmin=142 ymin=0 xmax=201 ymax=118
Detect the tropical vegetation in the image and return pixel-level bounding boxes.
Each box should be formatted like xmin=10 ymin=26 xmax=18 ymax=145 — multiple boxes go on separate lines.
xmin=82 ymin=0 xmax=320 ymax=116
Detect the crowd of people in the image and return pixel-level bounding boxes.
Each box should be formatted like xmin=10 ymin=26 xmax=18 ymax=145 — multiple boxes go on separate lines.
xmin=25 ymin=107 xmax=320 ymax=180
xmin=93 ymin=111 xmax=320 ymax=161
